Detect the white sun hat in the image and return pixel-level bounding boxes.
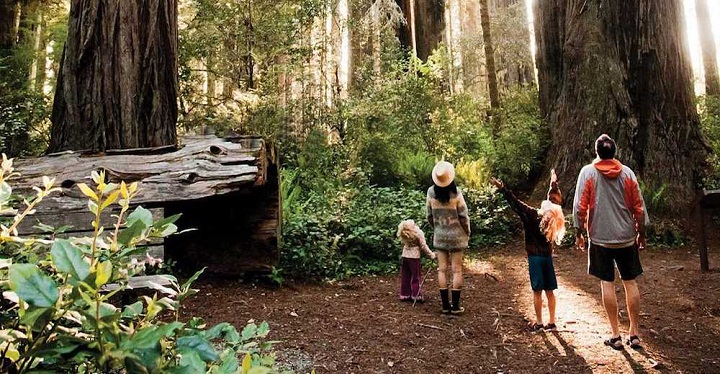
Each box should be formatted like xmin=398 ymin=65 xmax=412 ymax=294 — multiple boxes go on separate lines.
xmin=432 ymin=161 xmax=455 ymax=187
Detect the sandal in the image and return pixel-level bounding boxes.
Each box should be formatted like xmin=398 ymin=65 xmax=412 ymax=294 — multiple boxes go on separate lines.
xmin=604 ymin=336 xmax=624 ymax=350
xmin=525 ymin=323 xmax=544 ymax=333
xmin=544 ymin=323 xmax=557 ymax=331
xmin=626 ymin=335 xmax=642 ymax=349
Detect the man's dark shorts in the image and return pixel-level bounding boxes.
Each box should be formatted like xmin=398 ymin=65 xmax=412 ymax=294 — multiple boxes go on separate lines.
xmin=588 ymin=243 xmax=643 ymax=282
xmin=528 ymin=255 xmax=557 ymax=292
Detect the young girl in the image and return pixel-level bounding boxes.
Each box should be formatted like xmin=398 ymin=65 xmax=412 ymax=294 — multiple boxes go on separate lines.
xmin=491 ymin=169 xmax=566 ymax=332
xmin=397 ymin=219 xmax=436 ymax=302
xmin=427 ymin=161 xmax=471 ymax=315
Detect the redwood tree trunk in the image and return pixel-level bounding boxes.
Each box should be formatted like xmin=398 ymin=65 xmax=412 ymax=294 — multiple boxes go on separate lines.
xmin=696 ymin=0 xmax=720 ymax=96
xmin=395 ymin=0 xmax=443 ymax=61
xmin=480 ymin=0 xmax=499 ymax=109
xmin=0 ymin=0 xmax=18 ymax=50
xmin=49 ymin=0 xmax=178 ymax=153
xmin=533 ymin=0 xmax=708 ymax=207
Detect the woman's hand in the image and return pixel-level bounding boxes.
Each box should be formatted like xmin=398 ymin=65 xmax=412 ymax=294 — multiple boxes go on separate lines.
xmin=490 ymin=177 xmax=504 ymax=189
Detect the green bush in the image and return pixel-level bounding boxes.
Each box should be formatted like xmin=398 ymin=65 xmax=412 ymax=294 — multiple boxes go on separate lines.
xmin=463 ymin=187 xmax=514 ymax=248
xmin=490 ymin=88 xmax=549 ymax=189
xmin=0 ymin=160 xmax=279 ymax=373
xmin=700 ymin=95 xmax=720 ymax=188
xmin=280 ymin=166 xmax=515 ymax=279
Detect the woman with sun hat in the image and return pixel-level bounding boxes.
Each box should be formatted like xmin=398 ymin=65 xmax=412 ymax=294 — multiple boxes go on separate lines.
xmin=426 ymin=161 xmax=471 ymax=315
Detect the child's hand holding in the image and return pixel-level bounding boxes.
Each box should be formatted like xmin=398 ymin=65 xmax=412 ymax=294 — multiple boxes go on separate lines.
xmin=431 ymin=251 xmax=437 ymax=260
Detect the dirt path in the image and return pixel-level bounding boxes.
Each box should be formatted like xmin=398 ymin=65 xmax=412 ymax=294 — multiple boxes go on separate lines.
xmin=183 ymin=244 xmax=720 ymax=373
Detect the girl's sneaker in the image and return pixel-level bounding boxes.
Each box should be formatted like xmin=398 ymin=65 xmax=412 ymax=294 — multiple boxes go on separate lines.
xmin=544 ymin=323 xmax=557 ymax=331
xmin=399 ymin=296 xmax=411 ymax=302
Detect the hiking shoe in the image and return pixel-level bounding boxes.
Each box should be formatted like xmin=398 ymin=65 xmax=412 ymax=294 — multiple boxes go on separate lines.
xmin=604 ymin=336 xmax=624 ymax=350
xmin=526 ymin=323 xmax=544 ymax=333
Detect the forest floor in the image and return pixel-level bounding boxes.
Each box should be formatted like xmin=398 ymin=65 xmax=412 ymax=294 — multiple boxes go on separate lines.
xmin=183 ymin=244 xmax=720 ymax=374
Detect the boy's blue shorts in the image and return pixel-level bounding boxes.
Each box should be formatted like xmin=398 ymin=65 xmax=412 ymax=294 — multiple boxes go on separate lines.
xmin=528 ymin=255 xmax=558 ymax=291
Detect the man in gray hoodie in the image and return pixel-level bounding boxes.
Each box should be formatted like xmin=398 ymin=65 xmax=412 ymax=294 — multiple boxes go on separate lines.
xmin=573 ymin=134 xmax=649 ymax=350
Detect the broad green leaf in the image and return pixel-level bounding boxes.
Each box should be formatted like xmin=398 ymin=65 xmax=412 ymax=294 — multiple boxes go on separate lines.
xmin=204 ymin=322 xmax=232 ymax=340
xmin=241 ymin=323 xmax=258 ymax=341
xmin=152 ymin=213 xmax=182 ymax=229
xmin=177 ymin=348 xmax=207 ymax=373
xmin=50 ymin=239 xmax=90 ymax=281
xmin=95 ymin=261 xmax=112 ymax=287
xmin=122 ymin=301 xmax=144 ymax=318
xmin=20 ymin=306 xmax=53 ymax=331
xmin=158 ymin=223 xmax=178 ymax=237
xmin=118 ymin=220 xmax=146 ymax=246
xmin=215 ymin=349 xmax=239 ymax=374
xmin=177 ymin=335 xmax=219 ymax=361
xmin=93 ymin=301 xmax=118 ymax=319
xmin=121 ymin=322 xmax=183 ymax=351
xmin=127 ymin=206 xmax=154 ymax=228
xmin=9 ymin=264 xmax=58 ymax=307
xmin=77 ymin=183 xmax=98 ymax=201
xmin=248 ymin=367 xmax=272 ymax=374
xmin=256 ymin=321 xmax=270 ymax=337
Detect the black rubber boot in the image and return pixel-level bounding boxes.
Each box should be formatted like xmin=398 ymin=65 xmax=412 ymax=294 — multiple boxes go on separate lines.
xmin=439 ymin=288 xmax=451 ymax=314
xmin=451 ymin=289 xmax=465 ymax=315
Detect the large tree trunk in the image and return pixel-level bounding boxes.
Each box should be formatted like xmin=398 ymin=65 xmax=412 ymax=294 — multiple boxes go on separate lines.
xmin=413 ymin=0 xmax=443 ymax=60
xmin=480 ymin=0 xmax=499 ymax=109
xmin=533 ymin=0 xmax=708 ymax=208
xmin=49 ymin=0 xmax=178 ymax=153
xmin=395 ymin=0 xmax=443 ymax=61
xmin=0 ymin=0 xmax=18 ymax=50
xmin=696 ymin=0 xmax=720 ymax=96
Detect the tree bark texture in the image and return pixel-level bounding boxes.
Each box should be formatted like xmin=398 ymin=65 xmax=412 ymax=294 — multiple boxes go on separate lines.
xmin=533 ymin=0 xmax=708 ymax=207
xmin=49 ymin=0 xmax=179 ymax=153
xmin=395 ymin=0 xmax=444 ymax=61
xmin=13 ymin=135 xmax=268 ymax=214
xmin=696 ymin=0 xmax=720 ymax=96
xmin=480 ymin=0 xmax=499 ymax=108
xmin=0 ymin=0 xmax=18 ymax=50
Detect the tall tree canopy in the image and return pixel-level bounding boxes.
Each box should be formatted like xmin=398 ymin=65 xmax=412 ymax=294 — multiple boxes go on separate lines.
xmin=49 ymin=0 xmax=179 ymax=153
xmin=533 ymin=0 xmax=709 ymax=206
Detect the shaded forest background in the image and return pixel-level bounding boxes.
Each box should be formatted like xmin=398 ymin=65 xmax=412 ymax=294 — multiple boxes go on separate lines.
xmin=1 ymin=0 xmax=720 ymax=279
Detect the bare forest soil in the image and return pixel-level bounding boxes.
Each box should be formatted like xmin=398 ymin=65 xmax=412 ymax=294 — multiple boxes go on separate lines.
xmin=183 ymin=244 xmax=720 ymax=374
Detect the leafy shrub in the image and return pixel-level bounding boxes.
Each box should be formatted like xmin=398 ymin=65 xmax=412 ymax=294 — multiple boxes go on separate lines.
xmin=280 ymin=166 xmax=515 ymax=279
xmin=699 ymin=94 xmax=720 ymax=188
xmin=0 ymin=159 xmax=279 ymax=373
xmin=463 ymin=187 xmax=514 ymax=248
xmin=490 ymin=88 xmax=549 ymax=188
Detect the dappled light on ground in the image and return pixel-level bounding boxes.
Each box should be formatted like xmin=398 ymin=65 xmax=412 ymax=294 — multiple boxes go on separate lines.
xmin=496 ymin=252 xmax=670 ymax=372
xmin=183 ymin=245 xmax=720 ymax=373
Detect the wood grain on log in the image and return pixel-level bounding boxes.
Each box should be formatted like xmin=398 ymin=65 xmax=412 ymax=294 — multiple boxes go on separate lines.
xmin=11 ymin=135 xmax=267 ymax=214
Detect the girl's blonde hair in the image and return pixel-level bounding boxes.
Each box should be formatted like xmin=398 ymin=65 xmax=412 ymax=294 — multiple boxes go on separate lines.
xmin=539 ymin=200 xmax=566 ymax=245
xmin=397 ymin=219 xmax=419 ymax=242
